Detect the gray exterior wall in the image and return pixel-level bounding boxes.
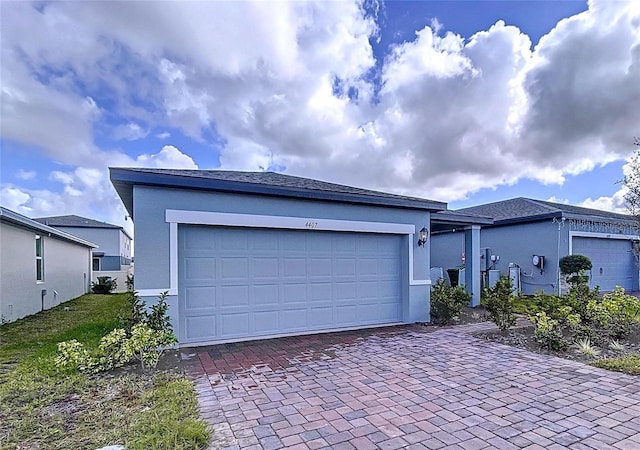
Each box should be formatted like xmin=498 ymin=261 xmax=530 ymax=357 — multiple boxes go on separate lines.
xmin=431 ymin=221 xmax=560 ymax=295
xmin=133 ymin=185 xmax=432 ymax=335
xmin=62 ymin=227 xmax=132 ymax=268
xmin=1 ymin=222 xmax=92 ymax=322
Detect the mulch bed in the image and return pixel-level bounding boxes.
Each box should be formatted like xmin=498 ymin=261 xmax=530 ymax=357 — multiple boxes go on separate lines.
xmin=474 ymin=323 xmax=640 ymax=365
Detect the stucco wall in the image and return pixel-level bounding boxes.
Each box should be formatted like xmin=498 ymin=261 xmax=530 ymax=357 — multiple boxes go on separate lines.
xmin=431 ymin=221 xmax=560 ymax=295
xmin=1 ymin=222 xmax=92 ymax=323
xmin=62 ymin=227 xmax=121 ymax=256
xmin=132 ymin=185 xmax=433 ymax=333
xmin=481 ymin=221 xmax=560 ymax=295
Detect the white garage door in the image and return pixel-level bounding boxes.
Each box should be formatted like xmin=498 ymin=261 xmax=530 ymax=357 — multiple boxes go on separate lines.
xmin=572 ymin=237 xmax=636 ymax=291
xmin=178 ymin=225 xmax=403 ymax=344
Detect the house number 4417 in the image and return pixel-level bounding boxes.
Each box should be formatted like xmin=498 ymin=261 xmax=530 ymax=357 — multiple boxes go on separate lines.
xmin=305 ymin=221 xmax=318 ymax=229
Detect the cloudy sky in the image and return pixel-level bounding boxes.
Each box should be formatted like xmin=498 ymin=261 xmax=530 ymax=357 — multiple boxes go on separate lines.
xmin=1 ymin=0 xmax=639 ymax=236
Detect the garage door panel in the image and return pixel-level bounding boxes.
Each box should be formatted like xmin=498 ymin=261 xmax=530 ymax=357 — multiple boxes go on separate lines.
xmin=184 ymin=258 xmax=216 ymax=281
xmin=283 ymin=258 xmax=306 ymax=277
xmin=184 ymin=287 xmax=216 ymax=310
xmin=185 ymin=315 xmax=217 ymax=340
xmin=282 ymin=284 xmax=307 ymax=303
xmin=253 ymin=258 xmax=279 ymax=278
xmin=309 ymin=258 xmax=332 ymax=276
xmin=335 ymin=258 xmax=356 ymax=275
xmin=336 ymin=305 xmax=357 ymax=323
xmin=220 ymin=285 xmax=249 ymax=306
xmin=184 ymin=228 xmax=217 ymax=251
xmin=220 ymin=258 xmax=248 ymax=279
xmin=309 ymin=307 xmax=333 ymax=326
xmin=221 ymin=313 xmax=249 ymax=337
xmin=572 ymin=237 xmax=635 ymax=291
xmin=179 ymin=226 xmax=403 ymax=344
xmin=254 ymin=311 xmax=279 ymax=333
xmin=253 ymin=285 xmax=279 ymax=305
xmin=281 ymin=309 xmax=307 ymax=330
xmin=333 ymin=235 xmax=357 ymax=252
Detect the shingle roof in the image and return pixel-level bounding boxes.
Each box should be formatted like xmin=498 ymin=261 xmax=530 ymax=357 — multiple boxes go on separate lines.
xmin=110 ymin=168 xmax=447 ymax=215
xmin=457 ymin=197 xmax=633 ymax=224
xmin=0 ymin=207 xmax=96 ymax=248
xmin=34 ymin=215 xmax=121 ymax=229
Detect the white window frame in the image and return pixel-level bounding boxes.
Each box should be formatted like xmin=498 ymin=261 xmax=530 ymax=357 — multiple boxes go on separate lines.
xmin=35 ymin=234 xmax=44 ymax=282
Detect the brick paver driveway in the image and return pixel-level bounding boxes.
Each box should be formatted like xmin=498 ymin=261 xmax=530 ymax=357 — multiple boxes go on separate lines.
xmin=182 ymin=323 xmax=640 ymax=450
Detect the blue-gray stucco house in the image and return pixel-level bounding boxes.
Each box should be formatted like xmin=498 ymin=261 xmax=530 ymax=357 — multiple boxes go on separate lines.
xmin=111 ymin=168 xmax=474 ymax=346
xmin=431 ymin=198 xmax=639 ymax=295
xmin=35 ymin=215 xmax=132 ymax=271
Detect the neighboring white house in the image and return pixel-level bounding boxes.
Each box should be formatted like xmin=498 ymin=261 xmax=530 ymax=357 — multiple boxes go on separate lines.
xmin=0 ymin=207 xmax=96 ymax=323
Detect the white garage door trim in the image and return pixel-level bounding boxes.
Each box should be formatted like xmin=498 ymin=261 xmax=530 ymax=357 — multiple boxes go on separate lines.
xmin=137 ymin=209 xmax=429 ymax=297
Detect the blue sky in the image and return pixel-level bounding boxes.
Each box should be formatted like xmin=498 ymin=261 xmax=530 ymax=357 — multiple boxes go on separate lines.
xmin=1 ymin=0 xmax=639 ymax=235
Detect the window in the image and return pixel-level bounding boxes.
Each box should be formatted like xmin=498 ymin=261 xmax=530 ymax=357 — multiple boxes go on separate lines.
xmin=92 ymin=257 xmax=100 ymax=271
xmin=35 ymin=235 xmax=44 ymax=282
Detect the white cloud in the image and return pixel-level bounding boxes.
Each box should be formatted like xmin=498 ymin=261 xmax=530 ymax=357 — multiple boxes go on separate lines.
xmin=16 ymin=170 xmax=36 ymax=180
xmin=113 ymin=122 xmax=149 ymax=141
xmin=1 ymin=0 xmax=639 ymax=214
xmin=131 ymin=145 xmax=198 ymax=169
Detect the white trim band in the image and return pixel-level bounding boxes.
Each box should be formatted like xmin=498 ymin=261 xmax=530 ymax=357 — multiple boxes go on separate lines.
xmin=165 ymin=209 xmax=415 ymax=234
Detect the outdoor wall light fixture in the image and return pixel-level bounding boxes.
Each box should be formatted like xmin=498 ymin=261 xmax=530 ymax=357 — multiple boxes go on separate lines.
xmin=417 ymin=227 xmax=429 ymax=247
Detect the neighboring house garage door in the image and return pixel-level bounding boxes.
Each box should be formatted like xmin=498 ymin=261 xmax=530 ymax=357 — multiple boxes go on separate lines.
xmin=572 ymin=237 xmax=636 ymax=292
xmin=178 ymin=225 xmax=402 ymax=344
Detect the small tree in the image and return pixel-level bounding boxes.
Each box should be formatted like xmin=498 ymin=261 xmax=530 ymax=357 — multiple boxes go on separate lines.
xmin=559 ymin=254 xmax=592 ymax=286
xmin=482 ymin=275 xmax=516 ymax=332
xmin=430 ymin=278 xmax=471 ymax=325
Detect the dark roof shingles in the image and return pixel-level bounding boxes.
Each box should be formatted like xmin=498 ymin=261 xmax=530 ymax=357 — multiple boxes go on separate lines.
xmin=457 ymin=197 xmax=632 ymax=223
xmin=34 ymin=215 xmax=121 ymax=229
xmin=113 ymin=168 xmax=445 ymax=206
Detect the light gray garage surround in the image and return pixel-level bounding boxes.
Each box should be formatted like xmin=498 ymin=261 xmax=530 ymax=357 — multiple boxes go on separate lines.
xmin=154 ymin=209 xmax=427 ymax=346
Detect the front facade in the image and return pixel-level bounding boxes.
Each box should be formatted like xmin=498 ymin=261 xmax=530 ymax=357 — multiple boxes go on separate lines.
xmin=431 ymin=198 xmax=639 ymax=295
xmin=34 ymin=215 xmax=132 ymax=271
xmin=0 ymin=207 xmax=95 ymax=323
xmin=111 ymin=168 xmax=446 ymax=346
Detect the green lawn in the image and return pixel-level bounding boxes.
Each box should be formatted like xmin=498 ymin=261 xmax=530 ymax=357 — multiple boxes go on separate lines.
xmin=0 ymin=294 xmax=209 ymax=450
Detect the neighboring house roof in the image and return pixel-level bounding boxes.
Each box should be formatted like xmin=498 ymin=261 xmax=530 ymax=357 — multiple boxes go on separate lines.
xmin=34 ymin=215 xmax=132 ymax=240
xmin=457 ymin=197 xmax=635 ymax=225
xmin=0 ymin=207 xmax=97 ymax=248
xmin=110 ymin=167 xmax=448 ymax=215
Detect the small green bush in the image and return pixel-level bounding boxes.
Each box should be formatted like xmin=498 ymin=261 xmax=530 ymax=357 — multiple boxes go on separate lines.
xmin=482 ymin=275 xmax=516 ymax=332
xmin=529 ymin=311 xmax=568 ymax=351
xmin=57 ymin=291 xmax=176 ymax=373
xmin=587 ymin=286 xmax=640 ymax=339
xmin=564 ymin=283 xmax=600 ymax=322
xmin=92 ymin=276 xmax=118 ymax=294
xmin=430 ymin=278 xmax=471 ymax=325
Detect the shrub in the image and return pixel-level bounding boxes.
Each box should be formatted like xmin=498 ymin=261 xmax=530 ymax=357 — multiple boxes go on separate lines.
xmin=430 ymin=278 xmax=471 ymax=325
xmin=482 ymin=275 xmax=516 ymax=332
xmin=559 ymin=254 xmax=592 ymax=286
xmin=92 ymin=276 xmax=117 ymax=294
xmin=529 ymin=311 xmax=568 ymax=351
xmin=587 ymin=287 xmax=640 ymax=339
xmin=564 ymin=283 xmax=600 ymax=323
xmin=56 ymin=291 xmax=176 ymax=373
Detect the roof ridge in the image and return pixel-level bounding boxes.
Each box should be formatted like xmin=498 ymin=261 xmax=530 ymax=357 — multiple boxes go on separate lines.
xmin=523 ymin=198 xmax=563 ymax=214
